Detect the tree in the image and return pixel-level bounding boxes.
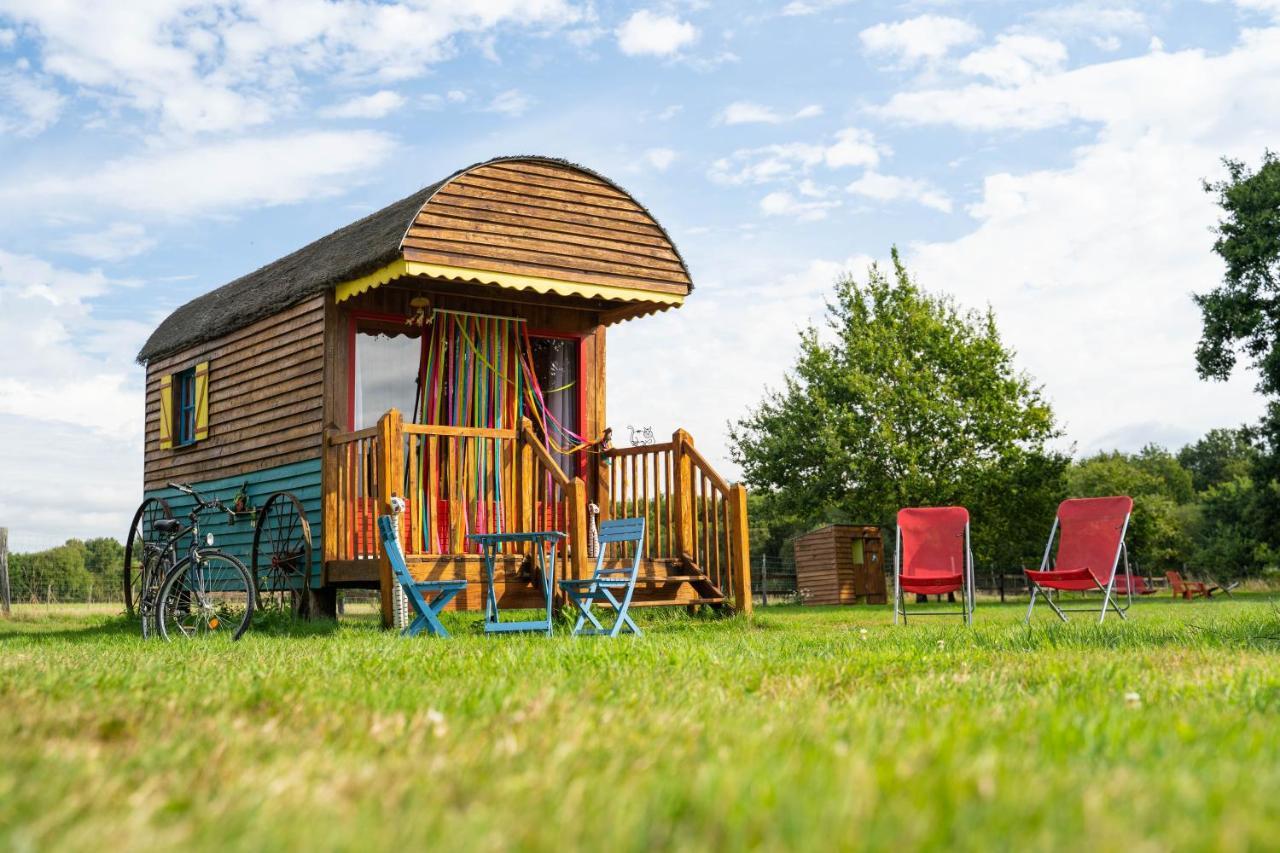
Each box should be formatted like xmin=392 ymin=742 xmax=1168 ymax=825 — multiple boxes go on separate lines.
xmin=1195 ymin=152 xmax=1280 ymax=392
xmin=1177 ymin=427 xmax=1258 ymax=493
xmin=730 ymin=250 xmax=1062 ymax=569
xmin=1195 ymin=152 xmax=1280 ymax=554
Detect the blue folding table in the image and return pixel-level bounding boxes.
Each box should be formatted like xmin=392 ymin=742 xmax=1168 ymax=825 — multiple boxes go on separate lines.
xmin=468 ymin=531 xmax=565 ymax=637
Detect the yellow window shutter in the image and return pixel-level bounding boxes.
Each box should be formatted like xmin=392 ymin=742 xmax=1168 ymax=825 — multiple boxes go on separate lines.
xmin=194 ymin=361 xmax=210 ymax=442
xmin=159 ymin=373 xmax=173 ymax=450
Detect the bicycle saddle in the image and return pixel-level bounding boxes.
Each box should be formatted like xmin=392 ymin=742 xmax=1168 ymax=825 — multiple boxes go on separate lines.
xmin=153 ymin=518 xmax=181 ymax=534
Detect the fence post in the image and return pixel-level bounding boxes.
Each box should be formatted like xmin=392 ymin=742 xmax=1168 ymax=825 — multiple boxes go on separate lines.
xmin=761 ymin=555 xmax=768 ymax=607
xmin=376 ymin=409 xmax=404 ymax=629
xmin=729 ymin=483 xmax=753 ymax=616
xmin=0 ymin=527 xmax=9 ymax=617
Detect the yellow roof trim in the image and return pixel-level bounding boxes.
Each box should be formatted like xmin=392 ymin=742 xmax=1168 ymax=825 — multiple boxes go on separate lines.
xmin=334 ymin=259 xmax=686 ymax=307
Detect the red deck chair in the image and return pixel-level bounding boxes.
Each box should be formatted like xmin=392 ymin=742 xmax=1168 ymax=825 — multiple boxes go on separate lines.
xmin=893 ymin=507 xmax=975 ymax=626
xmin=1114 ymin=573 xmax=1157 ymax=596
xmin=1024 ymin=496 xmax=1133 ymax=624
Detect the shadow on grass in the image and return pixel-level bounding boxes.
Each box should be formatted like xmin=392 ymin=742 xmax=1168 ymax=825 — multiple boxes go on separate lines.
xmin=0 ymin=609 xmax=346 ymax=645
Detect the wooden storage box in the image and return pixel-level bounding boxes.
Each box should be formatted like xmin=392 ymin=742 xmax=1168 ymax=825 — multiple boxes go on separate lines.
xmin=793 ymin=525 xmax=886 ymax=605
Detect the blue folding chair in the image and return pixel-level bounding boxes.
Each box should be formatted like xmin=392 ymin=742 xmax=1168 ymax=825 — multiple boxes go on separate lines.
xmin=377 ymin=515 xmax=467 ymax=638
xmin=558 ymin=517 xmax=645 ymax=637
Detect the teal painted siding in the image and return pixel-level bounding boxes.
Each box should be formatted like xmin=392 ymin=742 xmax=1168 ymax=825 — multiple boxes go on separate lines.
xmin=145 ymin=459 xmax=323 ymax=588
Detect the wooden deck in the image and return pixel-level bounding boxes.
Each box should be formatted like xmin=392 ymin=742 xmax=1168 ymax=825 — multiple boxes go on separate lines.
xmin=322 ymin=411 xmax=751 ymax=625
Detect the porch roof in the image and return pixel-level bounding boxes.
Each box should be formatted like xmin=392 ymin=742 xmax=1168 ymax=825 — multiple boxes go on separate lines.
xmin=137 ymin=156 xmax=692 ymax=364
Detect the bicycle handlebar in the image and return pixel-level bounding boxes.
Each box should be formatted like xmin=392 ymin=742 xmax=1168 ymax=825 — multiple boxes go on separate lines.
xmin=167 ymin=482 xmax=236 ymax=519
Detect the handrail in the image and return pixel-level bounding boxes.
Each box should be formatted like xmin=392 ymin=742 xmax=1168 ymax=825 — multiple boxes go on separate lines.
xmin=607 ymin=440 xmax=676 ymax=458
xmin=519 ymin=418 xmax=572 ymax=488
xmin=681 ymin=440 xmax=731 ymax=494
xmin=405 ymin=423 xmax=517 ymax=440
xmin=327 ymin=425 xmax=379 ymax=445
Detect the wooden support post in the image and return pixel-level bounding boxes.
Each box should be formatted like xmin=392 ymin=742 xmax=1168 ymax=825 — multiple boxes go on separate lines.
xmin=321 ymin=429 xmax=338 ymax=570
xmin=567 ymin=478 xmax=589 ymax=583
xmin=0 ymin=527 xmax=9 ymax=617
xmin=729 ymin=484 xmax=753 ymax=616
xmin=595 ymin=427 xmax=614 ymax=522
xmin=672 ymin=430 xmax=694 ymax=564
xmin=376 ymin=409 xmax=404 ymax=629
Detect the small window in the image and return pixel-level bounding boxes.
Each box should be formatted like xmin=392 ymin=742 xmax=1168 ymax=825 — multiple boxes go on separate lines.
xmin=174 ymin=368 xmax=197 ymax=447
xmin=160 ymin=360 xmax=209 ymax=451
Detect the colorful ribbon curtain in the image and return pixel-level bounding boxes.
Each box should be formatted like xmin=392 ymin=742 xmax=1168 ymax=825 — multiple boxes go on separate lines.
xmin=411 ymin=309 xmax=596 ymax=553
xmin=411 ymin=312 xmax=521 ymax=553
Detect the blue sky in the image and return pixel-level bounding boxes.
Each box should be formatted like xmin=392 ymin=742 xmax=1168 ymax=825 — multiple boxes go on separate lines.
xmin=1 ymin=0 xmax=1278 ymax=549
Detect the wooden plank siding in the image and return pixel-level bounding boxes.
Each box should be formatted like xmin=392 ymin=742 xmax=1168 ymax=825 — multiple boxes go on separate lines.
xmin=144 ymin=296 xmax=325 ymax=490
xmin=794 ymin=525 xmax=887 ymax=606
xmin=403 ymin=161 xmax=692 ymax=296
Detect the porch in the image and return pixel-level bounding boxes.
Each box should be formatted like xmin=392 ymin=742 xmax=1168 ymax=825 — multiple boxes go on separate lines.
xmin=321 ymin=410 xmax=751 ymax=627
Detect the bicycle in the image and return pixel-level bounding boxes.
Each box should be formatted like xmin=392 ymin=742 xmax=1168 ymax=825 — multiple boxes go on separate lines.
xmin=151 ymin=483 xmax=256 ymax=641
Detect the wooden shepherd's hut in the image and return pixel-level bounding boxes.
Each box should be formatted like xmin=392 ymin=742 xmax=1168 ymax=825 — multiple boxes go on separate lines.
xmin=136 ymin=156 xmax=751 ymax=625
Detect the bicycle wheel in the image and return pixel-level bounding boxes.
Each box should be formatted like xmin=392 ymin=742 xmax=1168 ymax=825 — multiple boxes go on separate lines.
xmin=252 ymin=491 xmax=312 ymax=616
xmin=156 ymin=551 xmax=255 ymax=641
xmin=138 ymin=543 xmax=171 ymax=639
xmin=123 ymin=497 xmax=173 ymax=616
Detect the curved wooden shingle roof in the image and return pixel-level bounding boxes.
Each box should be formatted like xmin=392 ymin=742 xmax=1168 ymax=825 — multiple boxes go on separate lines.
xmin=137 ymin=156 xmax=692 ymax=364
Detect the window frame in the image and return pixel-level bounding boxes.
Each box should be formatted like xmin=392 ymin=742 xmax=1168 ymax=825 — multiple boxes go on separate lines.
xmin=347 ymin=311 xmax=424 ymax=430
xmin=173 ymin=366 xmax=197 ymax=448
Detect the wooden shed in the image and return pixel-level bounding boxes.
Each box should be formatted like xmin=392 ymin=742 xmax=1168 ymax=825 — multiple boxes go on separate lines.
xmin=793 ymin=525 xmax=886 ymax=606
xmin=135 ymin=155 xmax=751 ymax=625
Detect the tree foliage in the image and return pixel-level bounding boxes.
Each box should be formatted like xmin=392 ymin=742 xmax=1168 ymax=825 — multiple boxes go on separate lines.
xmin=8 ymin=537 xmax=124 ymax=602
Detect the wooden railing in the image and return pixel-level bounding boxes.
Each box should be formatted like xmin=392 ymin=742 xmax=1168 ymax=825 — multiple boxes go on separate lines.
xmin=603 ymin=430 xmax=752 ymax=613
xmin=323 ymin=409 xmax=588 ymax=626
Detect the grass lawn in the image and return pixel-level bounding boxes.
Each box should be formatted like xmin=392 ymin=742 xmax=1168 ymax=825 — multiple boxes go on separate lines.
xmin=1 ymin=594 xmax=1277 ymax=851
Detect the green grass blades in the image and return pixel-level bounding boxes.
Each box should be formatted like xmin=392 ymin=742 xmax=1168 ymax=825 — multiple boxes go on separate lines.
xmin=1 ymin=595 xmax=1278 ymax=852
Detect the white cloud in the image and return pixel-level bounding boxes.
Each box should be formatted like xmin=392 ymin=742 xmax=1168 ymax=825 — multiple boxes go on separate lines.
xmin=859 ymin=15 xmax=981 ymax=67
xmin=759 ymin=190 xmax=841 ymax=221
xmin=1027 ymin=2 xmax=1147 ymax=38
xmin=846 ymin=171 xmax=952 ymax=213
xmin=958 ymin=35 xmax=1068 ymax=86
xmin=0 ymin=250 xmax=142 ymax=442
xmin=884 ymin=29 xmax=1280 ymax=453
xmin=0 ymin=69 xmax=63 ymax=136
xmin=5 ymin=130 xmax=397 ymax=216
xmin=55 ymin=223 xmax=157 ymax=262
xmin=616 ymin=10 xmax=698 ymax=56
xmin=0 ymin=28 xmax=15 ymax=48
xmin=0 ymin=1 xmax=583 ymax=134
xmin=1236 ymin=0 xmax=1280 ymax=18
xmin=709 ymin=127 xmax=884 ymax=185
xmin=319 ymin=89 xmax=406 ymax=119
xmin=485 ymin=88 xmax=533 ymax=116
xmin=875 ymin=28 xmax=1280 ymax=134
xmin=718 ymin=100 xmax=823 ymax=125
xmin=781 ymin=0 xmax=853 ymax=15
xmin=644 ymin=147 xmax=677 ymax=171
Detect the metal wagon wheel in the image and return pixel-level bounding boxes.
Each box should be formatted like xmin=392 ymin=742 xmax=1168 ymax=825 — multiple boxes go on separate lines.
xmin=251 ymin=491 xmax=313 ymax=617
xmin=123 ymin=497 xmax=173 ymax=617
